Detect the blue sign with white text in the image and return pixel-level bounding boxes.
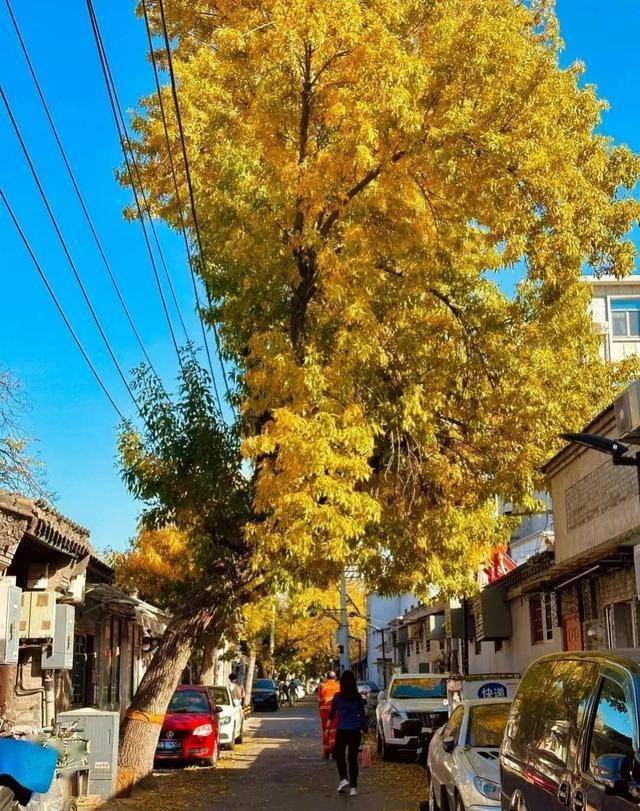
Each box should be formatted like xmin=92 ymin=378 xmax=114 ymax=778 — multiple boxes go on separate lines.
xmin=477 ymin=682 xmax=508 ymax=699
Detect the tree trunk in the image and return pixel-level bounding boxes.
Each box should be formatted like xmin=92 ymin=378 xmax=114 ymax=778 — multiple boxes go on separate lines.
xmin=119 ymin=598 xmax=230 ymax=780
xmin=243 ymin=648 xmax=256 ymax=708
xmin=199 ymin=633 xmax=218 ymax=685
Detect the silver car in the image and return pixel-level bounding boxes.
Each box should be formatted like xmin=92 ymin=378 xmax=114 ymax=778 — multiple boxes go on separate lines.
xmin=427 ymin=699 xmax=511 ymax=811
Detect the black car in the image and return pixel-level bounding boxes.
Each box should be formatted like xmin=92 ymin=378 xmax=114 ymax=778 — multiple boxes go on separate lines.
xmin=500 ymin=651 xmax=640 ymax=811
xmin=251 ymin=678 xmax=279 ymax=711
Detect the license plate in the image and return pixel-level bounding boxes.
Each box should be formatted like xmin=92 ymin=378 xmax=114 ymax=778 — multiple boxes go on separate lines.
xmin=157 ymin=739 xmax=181 ymax=751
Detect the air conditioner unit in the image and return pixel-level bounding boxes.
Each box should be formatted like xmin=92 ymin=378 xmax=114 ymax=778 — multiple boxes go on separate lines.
xmin=614 ymin=381 xmax=640 ymax=443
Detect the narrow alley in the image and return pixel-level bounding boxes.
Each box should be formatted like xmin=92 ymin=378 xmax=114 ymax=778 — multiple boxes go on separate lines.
xmin=102 ymin=699 xmax=425 ymax=810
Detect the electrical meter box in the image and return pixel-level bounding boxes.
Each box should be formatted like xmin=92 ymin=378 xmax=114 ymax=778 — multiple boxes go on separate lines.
xmin=56 ymin=709 xmax=119 ymax=800
xmin=0 ymin=580 xmax=22 ymax=664
xmin=20 ymin=590 xmax=56 ymax=638
xmin=42 ymin=604 xmax=75 ymax=669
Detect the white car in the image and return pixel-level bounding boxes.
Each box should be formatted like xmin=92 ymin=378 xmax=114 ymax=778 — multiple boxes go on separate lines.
xmin=427 ymin=699 xmax=511 ymax=811
xmin=209 ymin=684 xmax=244 ymax=750
xmin=376 ymin=673 xmax=450 ymax=761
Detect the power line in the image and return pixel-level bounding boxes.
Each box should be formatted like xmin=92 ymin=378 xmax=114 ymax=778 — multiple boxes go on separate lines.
xmin=0 ymin=188 xmax=125 ymax=421
xmin=0 ymin=85 xmax=144 ymax=417
xmin=140 ymin=0 xmax=223 ymax=418
xmin=156 ymin=0 xmax=235 ymax=412
xmin=85 ymin=0 xmax=186 ymax=376
xmin=3 ymin=0 xmax=162 ymax=384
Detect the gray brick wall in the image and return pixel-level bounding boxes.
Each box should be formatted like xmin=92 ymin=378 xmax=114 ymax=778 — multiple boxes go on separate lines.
xmin=566 ymin=462 xmax=637 ymax=530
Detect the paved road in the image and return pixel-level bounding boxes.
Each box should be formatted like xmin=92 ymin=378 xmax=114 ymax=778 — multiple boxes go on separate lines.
xmin=104 ymin=698 xmax=425 ymax=810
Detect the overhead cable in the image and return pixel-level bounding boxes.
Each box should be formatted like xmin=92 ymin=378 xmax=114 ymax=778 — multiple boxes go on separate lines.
xmin=85 ymin=0 xmax=186 ymax=375
xmin=3 ymin=0 xmax=162 ymax=384
xmin=156 ymin=0 xmax=235 ymax=412
xmin=140 ymin=0 xmax=223 ymax=417
xmin=0 ymin=85 xmax=144 ymax=417
xmin=1 ymin=189 xmax=125 ymax=420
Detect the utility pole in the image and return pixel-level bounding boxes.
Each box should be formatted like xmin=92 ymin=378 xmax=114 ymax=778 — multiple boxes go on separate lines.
xmin=339 ymin=570 xmax=351 ymax=672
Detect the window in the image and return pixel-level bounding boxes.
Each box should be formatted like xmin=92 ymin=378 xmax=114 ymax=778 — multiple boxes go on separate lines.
xmin=605 ymin=602 xmax=636 ymax=649
xmin=530 ymin=596 xmax=544 ymax=644
xmin=442 ymin=705 xmax=464 ymax=743
xmin=503 ymin=659 xmax=598 ymax=769
xmin=530 ymin=593 xmax=555 ymax=644
xmin=588 ymin=678 xmax=635 ymax=774
xmin=610 ymin=298 xmax=640 ymax=338
xmin=466 ymin=702 xmax=511 ymax=747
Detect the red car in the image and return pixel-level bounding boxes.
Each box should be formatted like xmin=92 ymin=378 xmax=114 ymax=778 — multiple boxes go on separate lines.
xmin=155 ymin=685 xmax=221 ymax=766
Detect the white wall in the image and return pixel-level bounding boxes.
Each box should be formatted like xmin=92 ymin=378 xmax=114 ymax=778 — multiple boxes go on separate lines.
xmin=468 ymin=594 xmax=561 ymax=676
xmin=365 ymin=593 xmax=415 ymax=685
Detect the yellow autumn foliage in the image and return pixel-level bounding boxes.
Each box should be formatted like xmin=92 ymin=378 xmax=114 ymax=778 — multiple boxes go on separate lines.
xmin=131 ymin=0 xmax=640 ymax=597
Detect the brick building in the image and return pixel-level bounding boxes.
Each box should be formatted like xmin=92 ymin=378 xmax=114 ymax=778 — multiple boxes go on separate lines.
xmin=0 ymin=493 xmax=168 ymax=728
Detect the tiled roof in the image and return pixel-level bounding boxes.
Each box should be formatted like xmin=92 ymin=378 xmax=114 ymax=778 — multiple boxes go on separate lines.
xmin=0 ymin=492 xmax=92 ymax=557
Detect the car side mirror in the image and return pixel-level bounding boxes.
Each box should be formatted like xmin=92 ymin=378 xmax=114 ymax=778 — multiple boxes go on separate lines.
xmin=442 ymin=736 xmax=456 ymax=754
xmin=594 ymin=754 xmax=631 ymax=792
xmin=378 ymin=691 xmax=386 ymax=702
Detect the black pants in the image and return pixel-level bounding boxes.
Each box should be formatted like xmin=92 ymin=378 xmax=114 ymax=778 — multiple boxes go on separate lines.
xmin=335 ymin=729 xmax=361 ymax=787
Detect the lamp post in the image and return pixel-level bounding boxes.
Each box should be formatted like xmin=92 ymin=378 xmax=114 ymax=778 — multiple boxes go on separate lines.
xmin=560 ymin=432 xmax=640 ymax=499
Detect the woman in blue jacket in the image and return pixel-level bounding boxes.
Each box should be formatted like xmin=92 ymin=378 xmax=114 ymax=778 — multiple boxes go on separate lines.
xmin=328 ymin=669 xmax=368 ymax=796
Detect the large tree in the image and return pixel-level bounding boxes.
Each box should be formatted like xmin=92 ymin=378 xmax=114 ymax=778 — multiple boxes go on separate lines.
xmin=131 ymin=0 xmax=640 ymax=598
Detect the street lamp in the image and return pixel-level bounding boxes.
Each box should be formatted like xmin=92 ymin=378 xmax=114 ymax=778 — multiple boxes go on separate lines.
xmin=560 ymin=431 xmax=640 ymax=499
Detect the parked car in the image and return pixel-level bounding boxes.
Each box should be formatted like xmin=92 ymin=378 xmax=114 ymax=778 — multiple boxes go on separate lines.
xmin=501 ymin=651 xmax=640 ymax=811
xmin=251 ymin=678 xmax=279 ymax=711
xmin=377 ymin=673 xmax=449 ymax=760
xmin=208 ymin=684 xmax=244 ymax=749
xmin=155 ymin=685 xmax=220 ymax=766
xmin=358 ymin=679 xmax=381 ymax=709
xmin=428 ymin=699 xmax=511 ymax=811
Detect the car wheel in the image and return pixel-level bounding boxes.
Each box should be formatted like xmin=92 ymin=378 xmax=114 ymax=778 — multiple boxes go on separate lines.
xmin=455 ymin=793 xmax=464 ymax=811
xmin=236 ymin=720 xmax=243 ymax=744
xmin=206 ymin=737 xmax=219 ymax=767
xmin=228 ymin=725 xmax=236 ymax=750
xmin=376 ymin=727 xmax=383 ymax=755
xmin=381 ymin=733 xmax=395 ymax=762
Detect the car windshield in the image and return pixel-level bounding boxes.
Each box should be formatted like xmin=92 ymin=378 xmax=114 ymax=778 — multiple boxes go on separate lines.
xmin=167 ymin=689 xmax=211 ymax=714
xmin=253 ymin=679 xmax=275 ymax=690
xmin=210 ymin=687 xmax=230 ymax=705
xmin=466 ymin=702 xmax=511 ymax=747
xmin=358 ymin=681 xmax=379 ymax=691
xmin=389 ymin=677 xmax=447 ymax=699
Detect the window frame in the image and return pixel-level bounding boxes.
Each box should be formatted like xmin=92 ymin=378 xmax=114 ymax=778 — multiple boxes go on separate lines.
xmin=609 ymin=297 xmax=640 ymax=340
xmin=583 ymin=673 xmax=637 ymax=777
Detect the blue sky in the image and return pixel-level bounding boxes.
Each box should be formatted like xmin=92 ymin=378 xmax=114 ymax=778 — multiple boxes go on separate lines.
xmin=0 ymin=0 xmax=638 ymax=554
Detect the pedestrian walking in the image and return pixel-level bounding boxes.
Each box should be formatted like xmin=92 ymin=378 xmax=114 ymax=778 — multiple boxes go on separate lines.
xmin=328 ymin=670 xmax=368 ymax=796
xmin=318 ymin=670 xmax=340 ymax=757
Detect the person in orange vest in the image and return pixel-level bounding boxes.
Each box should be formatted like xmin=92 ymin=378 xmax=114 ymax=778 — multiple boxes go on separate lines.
xmin=318 ymin=671 xmax=341 ymax=757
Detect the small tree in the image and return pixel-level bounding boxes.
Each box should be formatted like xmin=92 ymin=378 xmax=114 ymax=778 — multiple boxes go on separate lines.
xmin=116 ymin=354 xmax=258 ymax=777
xmin=0 ymin=368 xmax=46 ymax=496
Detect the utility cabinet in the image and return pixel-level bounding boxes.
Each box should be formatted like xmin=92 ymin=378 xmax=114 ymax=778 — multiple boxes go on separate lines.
xmin=20 ymin=590 xmax=56 ymax=638
xmin=56 ymin=709 xmax=119 ymax=800
xmin=0 ymin=580 xmax=22 ymax=664
xmin=42 ymin=604 xmax=75 ymax=669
